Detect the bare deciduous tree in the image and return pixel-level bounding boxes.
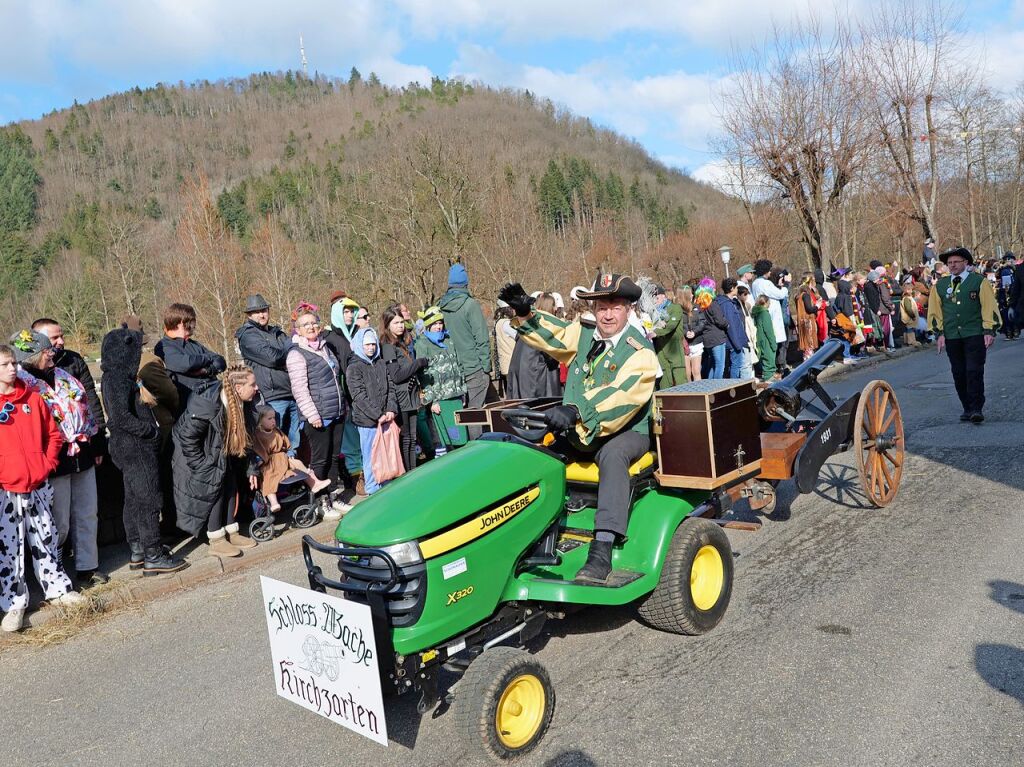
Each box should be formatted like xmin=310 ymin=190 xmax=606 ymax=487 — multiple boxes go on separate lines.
xmin=719 ymin=15 xmax=872 ymax=268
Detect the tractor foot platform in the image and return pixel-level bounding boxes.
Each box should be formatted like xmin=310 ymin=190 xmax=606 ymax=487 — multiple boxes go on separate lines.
xmin=531 ymin=570 xmax=644 ymax=589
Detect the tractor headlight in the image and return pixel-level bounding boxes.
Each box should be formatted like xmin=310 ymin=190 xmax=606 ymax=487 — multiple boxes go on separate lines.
xmin=380 ymin=541 xmax=423 ymax=567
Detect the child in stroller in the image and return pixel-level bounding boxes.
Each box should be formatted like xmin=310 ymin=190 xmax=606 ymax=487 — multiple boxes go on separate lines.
xmin=253 ymin=406 xmax=329 ymax=511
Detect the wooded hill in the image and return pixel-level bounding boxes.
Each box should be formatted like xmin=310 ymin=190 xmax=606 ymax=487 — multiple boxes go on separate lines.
xmin=0 ymin=71 xmax=739 ymax=355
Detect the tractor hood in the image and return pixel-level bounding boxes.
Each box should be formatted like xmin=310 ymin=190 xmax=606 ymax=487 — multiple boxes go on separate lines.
xmin=335 ymin=439 xmax=565 ymax=547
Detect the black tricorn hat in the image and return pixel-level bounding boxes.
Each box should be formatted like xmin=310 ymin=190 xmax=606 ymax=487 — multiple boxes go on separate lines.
xmin=938 ymin=246 xmax=974 ymax=266
xmin=575 ymin=273 xmax=642 ymax=302
xmin=244 ymin=294 xmax=271 ymax=313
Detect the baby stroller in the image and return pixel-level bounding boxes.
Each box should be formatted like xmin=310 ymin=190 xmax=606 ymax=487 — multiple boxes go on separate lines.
xmin=248 ymin=470 xmax=320 ymax=542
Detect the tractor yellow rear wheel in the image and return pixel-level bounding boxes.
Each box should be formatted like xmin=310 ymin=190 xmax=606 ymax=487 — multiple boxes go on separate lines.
xmin=454 ymin=646 xmax=554 ymax=761
xmin=638 ymin=517 xmax=734 ymax=635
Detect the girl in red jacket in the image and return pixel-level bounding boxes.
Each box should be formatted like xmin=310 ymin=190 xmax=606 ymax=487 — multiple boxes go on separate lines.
xmin=0 ymin=343 xmax=82 ymax=632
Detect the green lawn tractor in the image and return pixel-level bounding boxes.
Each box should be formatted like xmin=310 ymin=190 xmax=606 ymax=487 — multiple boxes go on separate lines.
xmin=302 ymin=409 xmax=733 ymax=761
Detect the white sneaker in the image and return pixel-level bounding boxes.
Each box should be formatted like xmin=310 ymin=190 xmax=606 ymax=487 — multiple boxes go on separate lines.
xmin=52 ymin=591 xmax=86 ymax=607
xmin=1 ymin=608 xmax=25 ymax=632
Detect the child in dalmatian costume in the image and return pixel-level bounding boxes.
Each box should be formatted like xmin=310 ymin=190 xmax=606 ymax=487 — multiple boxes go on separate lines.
xmin=0 ymin=336 xmax=83 ymax=632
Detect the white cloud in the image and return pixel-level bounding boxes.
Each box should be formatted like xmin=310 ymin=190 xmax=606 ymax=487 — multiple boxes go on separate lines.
xmin=452 ymin=43 xmax=727 ymax=153
xmin=0 ymin=0 xmax=427 ymax=90
xmin=397 ymin=0 xmax=869 ymax=46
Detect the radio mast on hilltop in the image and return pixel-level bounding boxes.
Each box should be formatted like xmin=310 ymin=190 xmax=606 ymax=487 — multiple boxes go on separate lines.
xmin=299 ymin=34 xmax=309 ymax=75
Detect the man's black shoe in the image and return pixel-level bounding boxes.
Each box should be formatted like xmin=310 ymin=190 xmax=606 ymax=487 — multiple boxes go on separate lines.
xmin=959 ymin=411 xmax=971 ymax=422
xmin=143 ymin=547 xmax=189 ymax=577
xmin=970 ymin=412 xmax=985 ymax=424
xmin=129 ymin=542 xmax=145 ymax=570
xmin=576 ymin=539 xmax=613 ymax=583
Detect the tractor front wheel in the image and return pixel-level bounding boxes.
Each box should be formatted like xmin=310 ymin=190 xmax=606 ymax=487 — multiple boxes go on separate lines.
xmin=638 ymin=517 xmax=733 ymax=635
xmin=454 ymin=646 xmax=554 ymax=761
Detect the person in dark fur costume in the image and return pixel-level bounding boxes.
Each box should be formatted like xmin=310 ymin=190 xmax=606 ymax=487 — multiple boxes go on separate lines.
xmin=100 ymin=327 xmax=188 ymax=576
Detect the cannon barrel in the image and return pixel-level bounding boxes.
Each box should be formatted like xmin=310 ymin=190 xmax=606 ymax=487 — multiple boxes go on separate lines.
xmin=757 ymin=339 xmax=844 ymax=421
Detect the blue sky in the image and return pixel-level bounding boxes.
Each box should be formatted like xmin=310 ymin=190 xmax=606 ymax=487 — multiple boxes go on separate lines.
xmin=1 ymin=1 xmax=1022 ymax=180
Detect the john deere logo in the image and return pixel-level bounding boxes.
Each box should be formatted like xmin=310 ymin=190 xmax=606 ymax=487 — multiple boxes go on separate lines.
xmin=419 ymin=486 xmax=541 ymax=559
xmin=477 ymin=493 xmax=534 ymax=531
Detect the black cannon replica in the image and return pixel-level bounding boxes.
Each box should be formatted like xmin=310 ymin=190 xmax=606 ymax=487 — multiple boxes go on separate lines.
xmin=747 ymin=338 xmax=905 ymax=510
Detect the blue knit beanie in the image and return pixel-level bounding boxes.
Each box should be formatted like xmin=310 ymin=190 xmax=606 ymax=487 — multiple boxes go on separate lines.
xmin=448 ymin=263 xmax=469 ymax=287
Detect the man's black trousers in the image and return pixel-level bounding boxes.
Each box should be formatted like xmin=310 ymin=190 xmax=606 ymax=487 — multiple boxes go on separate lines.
xmin=582 ymin=429 xmax=651 ymax=538
xmin=945 ymin=335 xmax=987 ymax=414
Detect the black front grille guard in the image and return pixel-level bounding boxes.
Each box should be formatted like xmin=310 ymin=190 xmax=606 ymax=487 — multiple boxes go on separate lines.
xmin=301 ymin=535 xmax=399 ymax=596
xmin=301 ymin=535 xmax=402 ymax=692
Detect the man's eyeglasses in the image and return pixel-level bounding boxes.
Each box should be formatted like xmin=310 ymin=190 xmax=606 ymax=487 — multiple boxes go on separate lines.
xmin=0 ymin=402 xmax=14 ymax=424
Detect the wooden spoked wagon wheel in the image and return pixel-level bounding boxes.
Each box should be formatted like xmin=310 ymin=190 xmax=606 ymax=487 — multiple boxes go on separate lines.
xmin=853 ymin=380 xmax=905 ymax=507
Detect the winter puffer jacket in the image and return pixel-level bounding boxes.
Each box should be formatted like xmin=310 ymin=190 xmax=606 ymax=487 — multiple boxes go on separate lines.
xmin=345 ymin=355 xmax=399 ymax=429
xmin=713 ymin=295 xmax=749 ymax=352
xmin=700 ymin=299 xmax=731 ymax=348
xmin=155 ymin=336 xmax=227 ymax=411
xmin=0 ymin=379 xmax=63 ymax=492
xmin=171 ymin=382 xmax=257 ymax=536
xmin=286 ymin=339 xmax=343 ymax=425
xmin=235 ymin=320 xmax=294 ymax=402
xmin=439 ymin=288 xmax=491 ymax=377
xmin=380 ymin=341 xmax=428 ymax=413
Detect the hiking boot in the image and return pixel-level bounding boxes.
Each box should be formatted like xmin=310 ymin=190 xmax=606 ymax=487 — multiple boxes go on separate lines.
xmin=208 ymin=536 xmax=242 ymax=558
xmin=355 ymin=475 xmax=366 ymax=497
xmin=959 ymin=411 xmax=971 ymax=422
xmin=129 ymin=542 xmax=145 ymax=571
xmin=143 ymin=547 xmax=189 ymax=577
xmin=970 ymin=412 xmax=985 ymax=424
xmin=575 ymin=539 xmax=613 ymax=583
xmin=1 ymin=608 xmax=25 ymax=632
xmin=226 ymin=531 xmax=257 ymax=550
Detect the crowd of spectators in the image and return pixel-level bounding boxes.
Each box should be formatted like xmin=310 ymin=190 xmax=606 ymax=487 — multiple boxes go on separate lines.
xmin=3 ymin=248 xmax=1019 ymax=633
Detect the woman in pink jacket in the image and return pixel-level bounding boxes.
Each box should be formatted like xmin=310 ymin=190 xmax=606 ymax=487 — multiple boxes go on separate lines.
xmin=286 ymin=311 xmax=348 ymax=519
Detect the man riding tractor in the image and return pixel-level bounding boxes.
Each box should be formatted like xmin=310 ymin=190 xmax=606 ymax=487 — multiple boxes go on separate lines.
xmin=498 ymin=274 xmax=659 ymax=583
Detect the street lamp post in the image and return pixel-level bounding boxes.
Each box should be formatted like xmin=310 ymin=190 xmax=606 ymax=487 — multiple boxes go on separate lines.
xmin=718 ymin=245 xmax=732 ymax=278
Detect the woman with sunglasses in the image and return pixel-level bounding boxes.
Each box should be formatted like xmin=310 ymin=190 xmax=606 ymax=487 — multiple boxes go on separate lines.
xmin=286 ymin=311 xmax=348 ymax=518
xmin=0 ymin=343 xmax=84 ymax=632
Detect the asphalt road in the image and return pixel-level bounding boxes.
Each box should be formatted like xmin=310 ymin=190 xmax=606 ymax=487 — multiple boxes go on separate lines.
xmin=4 ymin=340 xmax=1024 ymax=767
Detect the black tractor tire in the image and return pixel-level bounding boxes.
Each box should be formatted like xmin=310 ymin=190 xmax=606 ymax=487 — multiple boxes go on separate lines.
xmin=638 ymin=517 xmax=733 ymax=635
xmin=454 ymin=646 xmax=555 ymax=762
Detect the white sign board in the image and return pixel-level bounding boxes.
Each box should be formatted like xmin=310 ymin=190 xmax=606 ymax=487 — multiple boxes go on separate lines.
xmin=261 ymin=576 xmax=388 ymax=746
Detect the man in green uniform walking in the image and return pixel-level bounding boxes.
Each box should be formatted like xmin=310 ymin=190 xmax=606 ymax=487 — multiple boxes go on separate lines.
xmin=927 ymin=247 xmax=1001 ymax=423
xmin=651 ymin=285 xmax=687 ymax=388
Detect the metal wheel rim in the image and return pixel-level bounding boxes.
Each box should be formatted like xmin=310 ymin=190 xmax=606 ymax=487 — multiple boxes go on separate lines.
xmin=854 ymin=380 xmax=905 ymax=507
xmin=292 ymin=505 xmax=316 ymax=528
xmin=250 ymin=518 xmax=274 ymax=541
xmin=690 ymin=544 xmax=725 ymax=611
xmin=495 ymin=674 xmax=546 ymax=749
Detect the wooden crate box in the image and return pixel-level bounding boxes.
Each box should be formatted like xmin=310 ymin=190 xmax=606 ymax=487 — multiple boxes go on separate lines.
xmin=653 ymin=380 xmax=762 ymax=490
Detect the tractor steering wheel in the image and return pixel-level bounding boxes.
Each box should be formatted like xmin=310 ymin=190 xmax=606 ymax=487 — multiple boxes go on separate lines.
xmin=500 ymin=408 xmax=553 ymax=443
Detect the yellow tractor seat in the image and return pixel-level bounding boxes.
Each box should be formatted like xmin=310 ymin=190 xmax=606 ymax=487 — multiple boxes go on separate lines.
xmin=564 ymin=451 xmax=657 ymax=484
